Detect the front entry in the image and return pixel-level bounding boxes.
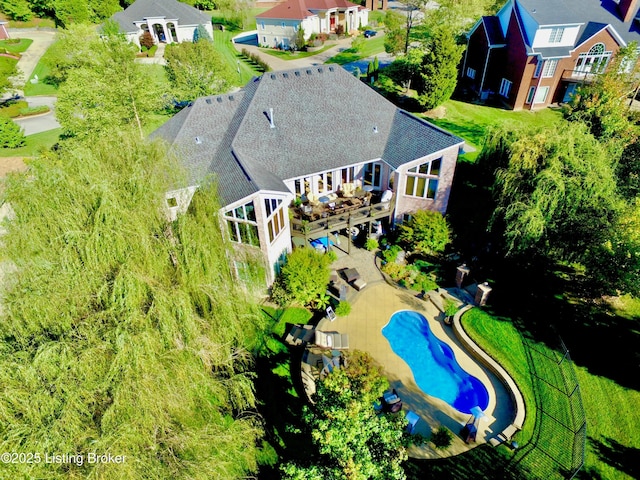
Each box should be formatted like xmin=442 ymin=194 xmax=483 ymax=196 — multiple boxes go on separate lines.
xmin=563 ymin=83 xmax=577 ymax=103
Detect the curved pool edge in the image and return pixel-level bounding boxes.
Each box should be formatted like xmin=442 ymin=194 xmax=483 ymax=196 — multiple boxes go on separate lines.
xmin=452 ymin=304 xmax=526 ymax=442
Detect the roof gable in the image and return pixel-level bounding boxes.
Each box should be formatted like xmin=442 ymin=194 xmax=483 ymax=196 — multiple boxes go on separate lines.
xmin=256 ymin=0 xmax=360 ymax=20
xmin=111 ymin=0 xmax=211 ymax=34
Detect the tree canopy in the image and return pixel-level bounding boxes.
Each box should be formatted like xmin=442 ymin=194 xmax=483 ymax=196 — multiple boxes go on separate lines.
xmin=0 ymin=132 xmax=267 ymax=479
xmin=164 ymin=40 xmax=234 ymax=101
xmin=398 ymin=209 xmax=451 ymax=255
xmin=282 ymin=351 xmax=409 ymax=479
xmin=56 ymin=31 xmax=164 ymax=139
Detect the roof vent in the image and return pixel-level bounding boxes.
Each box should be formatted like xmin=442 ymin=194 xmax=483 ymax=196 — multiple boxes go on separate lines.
xmin=205 ymin=98 xmax=212 ymax=104
xmin=306 ymin=69 xmax=312 ymax=75
xmin=283 ymin=72 xmax=289 ymax=78
xmin=268 ymin=108 xmax=275 ymax=129
xmin=229 ymin=95 xmax=235 ymax=101
xmin=216 ymin=97 xmax=222 ymax=103
xmin=195 ymin=136 xmax=202 ymax=144
xmin=318 ymin=67 xmax=323 ymax=73
xmin=270 ymin=73 xmax=276 ymax=79
xmin=295 ymin=71 xmax=301 ymax=76
xmin=373 ymin=126 xmax=378 ymax=134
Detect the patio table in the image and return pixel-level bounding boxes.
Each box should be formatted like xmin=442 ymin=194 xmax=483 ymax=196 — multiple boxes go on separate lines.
xmin=343 ymin=268 xmax=360 ymax=283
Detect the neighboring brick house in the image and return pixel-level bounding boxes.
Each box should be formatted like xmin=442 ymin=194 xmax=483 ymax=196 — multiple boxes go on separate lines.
xmin=255 ymin=0 xmax=368 ymax=49
xmin=151 ymin=66 xmax=463 ymax=283
xmin=110 ymin=0 xmax=213 ymax=47
xmin=461 ymin=0 xmax=640 ymax=110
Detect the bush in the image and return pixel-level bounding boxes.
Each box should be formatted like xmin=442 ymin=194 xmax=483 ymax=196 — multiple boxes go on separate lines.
xmin=398 ymin=210 xmax=450 ymax=255
xmin=382 ymin=244 xmax=402 ymax=264
xmin=365 ymin=237 xmax=379 ymax=251
xmin=241 ymin=48 xmax=270 ymax=72
xmin=139 ymin=31 xmax=154 ymax=50
xmin=0 ymin=115 xmax=26 ymax=148
xmin=18 ymin=105 xmax=49 ymax=116
xmin=147 ymin=44 xmax=158 ymax=57
xmin=431 ymin=426 xmax=453 ymax=449
xmin=335 ymin=24 xmax=345 ymax=36
xmin=272 ymin=248 xmax=331 ymax=307
xmin=381 ymin=262 xmax=407 ymax=282
xmin=326 ymin=250 xmax=338 ymax=262
xmin=0 ymin=100 xmax=28 ymax=118
xmin=334 ymin=301 xmax=351 ymax=316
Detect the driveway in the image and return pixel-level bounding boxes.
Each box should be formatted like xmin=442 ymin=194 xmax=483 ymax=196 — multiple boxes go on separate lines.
xmin=13 ymin=96 xmax=60 ymax=135
xmin=7 ymin=28 xmax=57 ymax=93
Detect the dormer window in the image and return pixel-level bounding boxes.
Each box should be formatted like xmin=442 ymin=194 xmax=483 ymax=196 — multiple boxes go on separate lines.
xmin=549 ymin=27 xmax=564 ymax=43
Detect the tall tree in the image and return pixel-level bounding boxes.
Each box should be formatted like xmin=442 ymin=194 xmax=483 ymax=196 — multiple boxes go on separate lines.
xmin=416 ymin=26 xmax=463 ymax=110
xmin=383 ymin=9 xmax=407 ymax=56
xmin=0 ymin=132 xmax=267 ymax=479
xmin=479 ymin=121 xmax=640 ymax=295
xmin=56 ymin=33 xmax=163 ymax=139
xmin=164 ymin=40 xmax=234 ymax=101
xmin=0 ymin=0 xmax=33 ymax=21
xmin=282 ymin=351 xmax=409 ymax=479
xmin=563 ymin=42 xmax=640 ymax=152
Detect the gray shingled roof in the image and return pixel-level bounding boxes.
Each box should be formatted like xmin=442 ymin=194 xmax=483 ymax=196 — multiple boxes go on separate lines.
xmin=111 ymin=0 xmax=211 ymax=34
xmin=483 ymin=16 xmax=506 ymax=46
xmin=517 ymin=0 xmax=640 ymax=57
xmin=151 ymin=66 xmax=463 ymax=206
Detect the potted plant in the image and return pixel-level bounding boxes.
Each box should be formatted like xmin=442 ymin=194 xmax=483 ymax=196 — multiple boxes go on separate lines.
xmin=443 ymin=298 xmax=458 ymax=325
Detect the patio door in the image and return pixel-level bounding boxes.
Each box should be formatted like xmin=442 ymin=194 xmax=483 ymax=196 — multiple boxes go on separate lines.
xmin=363 ymin=162 xmax=382 ymax=190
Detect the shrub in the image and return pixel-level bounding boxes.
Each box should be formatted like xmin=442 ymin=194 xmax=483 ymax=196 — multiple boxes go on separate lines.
xmin=381 ymin=262 xmax=406 ymax=282
xmin=382 ymin=245 xmax=402 ymax=264
xmin=18 ymin=106 xmax=49 ymax=116
xmin=0 ymin=100 xmax=29 ymax=118
xmin=431 ymin=426 xmax=453 ymax=449
xmin=398 ymin=210 xmax=450 ymax=255
xmin=326 ymin=250 xmax=338 ymax=262
xmin=147 ymin=44 xmax=158 ymax=57
xmin=334 ymin=301 xmax=351 ymax=316
xmin=139 ymin=31 xmax=154 ymax=50
xmin=365 ymin=237 xmax=379 ymax=251
xmin=272 ymin=248 xmax=331 ymax=307
xmin=335 ymin=24 xmax=345 ymax=36
xmin=0 ymin=116 xmax=26 ymax=148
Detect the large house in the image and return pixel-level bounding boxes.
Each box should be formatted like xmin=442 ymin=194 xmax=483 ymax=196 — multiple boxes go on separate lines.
xmin=255 ymin=0 xmax=368 ymax=49
xmin=151 ymin=66 xmax=463 ymax=283
xmin=110 ymin=0 xmax=213 ymax=47
xmin=461 ymin=0 xmax=640 ymax=110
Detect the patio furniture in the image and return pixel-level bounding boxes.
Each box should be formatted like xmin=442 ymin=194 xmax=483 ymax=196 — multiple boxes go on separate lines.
xmin=326 ymin=306 xmax=337 ymax=322
xmin=314 ymin=330 xmax=349 ymax=350
xmin=353 ymin=278 xmax=367 ymax=291
xmin=284 ymin=324 xmax=315 ymax=346
xmin=406 ymin=411 xmax=420 ymax=433
xmin=342 ymin=268 xmax=360 ymax=283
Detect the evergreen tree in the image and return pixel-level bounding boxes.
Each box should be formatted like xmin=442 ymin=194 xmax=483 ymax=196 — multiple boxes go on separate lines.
xmin=193 ymin=23 xmax=213 ymax=43
xmin=0 ymin=115 xmax=25 ymax=148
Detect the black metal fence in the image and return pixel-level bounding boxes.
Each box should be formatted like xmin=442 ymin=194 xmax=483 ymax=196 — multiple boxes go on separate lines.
xmin=509 ymin=336 xmax=586 ymax=479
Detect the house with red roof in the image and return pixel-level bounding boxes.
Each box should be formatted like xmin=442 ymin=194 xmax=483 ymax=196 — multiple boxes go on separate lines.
xmin=255 ymin=0 xmax=368 ymax=49
xmin=461 ymin=0 xmax=640 ymax=110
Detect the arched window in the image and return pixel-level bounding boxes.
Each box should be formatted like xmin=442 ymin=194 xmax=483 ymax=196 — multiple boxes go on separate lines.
xmin=575 ymin=43 xmax=612 ymax=74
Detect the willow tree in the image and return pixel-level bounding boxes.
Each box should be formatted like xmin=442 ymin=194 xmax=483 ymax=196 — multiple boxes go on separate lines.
xmin=0 ymin=132 xmax=267 ymax=479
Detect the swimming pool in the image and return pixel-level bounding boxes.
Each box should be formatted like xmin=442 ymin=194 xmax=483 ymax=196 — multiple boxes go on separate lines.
xmin=382 ymin=310 xmax=489 ymax=415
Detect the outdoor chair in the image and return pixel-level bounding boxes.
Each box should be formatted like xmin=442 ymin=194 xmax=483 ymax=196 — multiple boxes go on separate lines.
xmin=314 ymin=330 xmax=349 ymax=350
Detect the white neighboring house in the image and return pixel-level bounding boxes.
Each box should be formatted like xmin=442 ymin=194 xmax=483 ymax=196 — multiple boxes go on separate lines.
xmin=109 ymin=0 xmax=213 ymax=47
xmin=255 ymin=0 xmax=368 ymax=49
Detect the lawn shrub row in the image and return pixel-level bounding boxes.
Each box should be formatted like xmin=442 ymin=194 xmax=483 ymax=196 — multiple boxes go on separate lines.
xmin=240 ymin=48 xmax=270 ymax=72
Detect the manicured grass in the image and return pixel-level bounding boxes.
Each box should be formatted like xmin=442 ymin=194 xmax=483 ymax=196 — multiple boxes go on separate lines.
xmin=0 ymin=38 xmax=33 ymax=54
xmin=462 ymin=307 xmax=640 ymax=480
xmin=325 ymin=35 xmax=385 ymax=65
xmin=259 ymin=43 xmax=335 ymax=60
xmin=0 ymin=128 xmax=61 ymax=157
xmin=213 ymin=30 xmax=262 ymax=85
xmin=22 ymin=47 xmax=58 ymax=96
xmin=0 ymin=15 xmax=55 ymax=29
xmin=261 ymin=305 xmax=313 ymax=337
xmin=425 ymin=100 xmax=563 ymax=161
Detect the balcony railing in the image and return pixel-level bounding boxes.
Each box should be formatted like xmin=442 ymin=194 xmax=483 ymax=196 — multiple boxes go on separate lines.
xmin=561 ymin=69 xmax=598 ymax=82
xmin=290 ymin=192 xmax=392 ymax=238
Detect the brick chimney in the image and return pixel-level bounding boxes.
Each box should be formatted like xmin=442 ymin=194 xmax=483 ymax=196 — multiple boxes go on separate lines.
xmin=619 ymin=0 xmax=640 ymax=23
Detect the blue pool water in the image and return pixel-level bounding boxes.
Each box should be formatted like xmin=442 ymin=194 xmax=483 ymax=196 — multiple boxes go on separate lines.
xmin=382 ymin=310 xmax=489 ymax=415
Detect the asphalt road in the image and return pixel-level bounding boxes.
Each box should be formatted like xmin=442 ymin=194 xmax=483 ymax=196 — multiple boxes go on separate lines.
xmin=13 ymin=96 xmax=60 ymax=135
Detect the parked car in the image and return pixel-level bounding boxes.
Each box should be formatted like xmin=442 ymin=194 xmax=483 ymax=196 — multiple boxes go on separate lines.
xmin=363 ymin=30 xmax=377 ymax=38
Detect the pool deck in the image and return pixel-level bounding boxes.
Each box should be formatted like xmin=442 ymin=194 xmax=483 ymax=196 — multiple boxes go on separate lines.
xmin=317 ymin=282 xmax=516 ymax=458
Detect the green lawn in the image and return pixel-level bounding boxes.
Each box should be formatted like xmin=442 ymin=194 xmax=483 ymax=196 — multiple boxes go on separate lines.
xmin=0 ymin=38 xmax=33 ymax=54
xmin=213 ymin=29 xmax=262 ymax=86
xmin=425 ymin=100 xmax=563 ymax=161
xmin=0 ymin=128 xmax=61 ymax=157
xmin=22 ymin=41 xmax=58 ymax=96
xmin=462 ymin=308 xmax=640 ymax=480
xmin=325 ymin=35 xmax=385 ymax=65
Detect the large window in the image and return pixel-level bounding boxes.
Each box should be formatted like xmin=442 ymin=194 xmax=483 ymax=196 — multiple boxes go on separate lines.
xmin=466 ymin=67 xmax=476 ymax=79
xmin=264 ymin=198 xmax=285 ymax=243
xmin=575 ymin=43 xmax=612 ymax=74
xmin=225 ymin=201 xmax=260 ymax=247
xmin=533 ymin=86 xmax=549 ymax=104
xmin=549 ymin=27 xmax=564 ymax=43
xmin=363 ymin=162 xmax=382 ymax=189
xmin=499 ymin=78 xmax=512 ymax=98
xmin=404 ymin=158 xmax=441 ymax=199
xmin=542 ymin=59 xmax=558 ymax=77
